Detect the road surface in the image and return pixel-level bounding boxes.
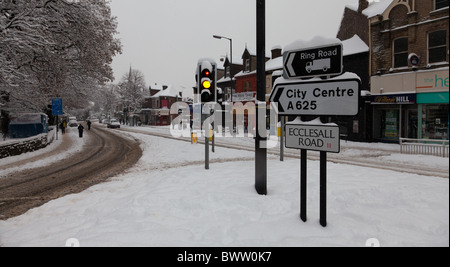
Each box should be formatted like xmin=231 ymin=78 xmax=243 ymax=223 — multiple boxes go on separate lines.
xmin=0 ymin=125 xmax=142 ymax=220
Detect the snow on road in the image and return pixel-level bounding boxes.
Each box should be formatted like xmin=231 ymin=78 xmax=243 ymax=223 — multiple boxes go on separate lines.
xmin=0 ymin=128 xmax=448 ymax=247
xmin=0 ymin=128 xmax=89 ymax=178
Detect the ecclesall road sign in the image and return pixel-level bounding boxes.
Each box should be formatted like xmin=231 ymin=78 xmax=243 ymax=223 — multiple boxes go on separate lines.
xmin=283 ymin=43 xmax=343 ymax=79
xmin=286 ymin=123 xmax=340 ymax=153
xmin=270 ymin=77 xmax=360 ymax=116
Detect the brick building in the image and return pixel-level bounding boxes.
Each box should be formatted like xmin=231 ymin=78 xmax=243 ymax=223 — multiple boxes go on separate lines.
xmin=334 ymin=0 xmax=372 ymax=141
xmin=139 ymin=84 xmax=185 ymax=126
xmin=217 ymin=56 xmax=243 ymax=102
xmin=367 ymin=0 xmax=449 ymax=141
xmin=337 ymin=0 xmax=370 ymax=45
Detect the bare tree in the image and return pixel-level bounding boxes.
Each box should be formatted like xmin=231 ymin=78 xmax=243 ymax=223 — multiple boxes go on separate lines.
xmin=118 ymin=68 xmax=147 ymax=113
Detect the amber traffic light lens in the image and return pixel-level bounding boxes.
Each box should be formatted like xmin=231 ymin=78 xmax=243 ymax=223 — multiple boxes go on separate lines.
xmin=202 ymin=80 xmax=211 ymax=89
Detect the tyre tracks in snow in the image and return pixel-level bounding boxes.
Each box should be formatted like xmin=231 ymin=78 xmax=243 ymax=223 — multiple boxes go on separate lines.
xmin=0 ymin=126 xmax=142 ymax=220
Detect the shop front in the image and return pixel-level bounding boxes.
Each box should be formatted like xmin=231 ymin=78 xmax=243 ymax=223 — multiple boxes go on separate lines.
xmin=416 ymin=68 xmax=449 ymax=140
xmin=417 ymin=92 xmax=449 ymax=140
xmin=371 ymin=68 xmax=448 ymax=142
xmin=371 ymin=93 xmax=417 ymax=142
xmin=151 ymin=108 xmax=171 ymax=126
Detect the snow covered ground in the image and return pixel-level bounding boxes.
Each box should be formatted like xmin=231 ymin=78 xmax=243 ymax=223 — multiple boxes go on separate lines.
xmin=0 ymin=127 xmax=448 ymax=247
xmin=0 ymin=128 xmax=89 ymax=178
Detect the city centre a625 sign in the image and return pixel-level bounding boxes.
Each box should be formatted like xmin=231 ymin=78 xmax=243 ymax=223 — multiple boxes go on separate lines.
xmin=283 ymin=44 xmax=343 ymax=79
xmin=270 ymin=78 xmax=361 ymax=116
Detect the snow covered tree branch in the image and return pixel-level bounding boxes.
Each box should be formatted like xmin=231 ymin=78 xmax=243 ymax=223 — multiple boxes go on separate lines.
xmin=118 ymin=68 xmax=147 ymax=113
xmin=0 ymin=0 xmax=122 ymax=113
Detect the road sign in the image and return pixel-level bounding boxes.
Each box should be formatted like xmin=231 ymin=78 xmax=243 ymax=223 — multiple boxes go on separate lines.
xmin=270 ymin=77 xmax=360 ymax=116
xmin=283 ymin=43 xmax=343 ymax=79
xmin=52 ymin=98 xmax=63 ymax=116
xmin=286 ymin=123 xmax=340 ymax=153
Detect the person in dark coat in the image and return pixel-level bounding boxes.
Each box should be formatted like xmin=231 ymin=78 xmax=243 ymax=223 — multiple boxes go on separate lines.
xmin=60 ymin=121 xmax=66 ymax=135
xmin=86 ymin=120 xmax=92 ymax=130
xmin=78 ymin=124 xmax=84 ymax=138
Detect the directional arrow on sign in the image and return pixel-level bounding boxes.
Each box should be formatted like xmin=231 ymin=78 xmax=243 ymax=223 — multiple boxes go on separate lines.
xmin=270 ymin=76 xmax=361 ymax=116
xmin=283 ymin=43 xmax=343 ymax=79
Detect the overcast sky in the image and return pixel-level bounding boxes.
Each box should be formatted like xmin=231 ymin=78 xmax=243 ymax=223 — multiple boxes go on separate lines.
xmin=109 ymin=0 xmax=365 ymax=92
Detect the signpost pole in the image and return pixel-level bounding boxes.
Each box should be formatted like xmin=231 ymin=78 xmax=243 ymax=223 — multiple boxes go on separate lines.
xmin=320 ymin=151 xmax=327 ymax=227
xmin=211 ymin=109 xmax=215 ymax=153
xmin=280 ymin=116 xmax=285 ymax=162
xmin=205 ymin=133 xmax=209 ymax=170
xmin=255 ymin=0 xmax=267 ymax=195
xmin=55 ymin=115 xmax=59 ymax=141
xmin=300 ymin=149 xmax=307 ymax=222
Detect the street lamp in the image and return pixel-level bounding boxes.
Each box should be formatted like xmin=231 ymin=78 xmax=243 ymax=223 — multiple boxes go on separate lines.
xmin=213 ymin=35 xmax=233 ymax=103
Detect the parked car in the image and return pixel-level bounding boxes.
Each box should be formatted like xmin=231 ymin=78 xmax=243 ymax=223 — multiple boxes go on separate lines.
xmin=68 ymin=120 xmax=78 ymax=127
xmin=107 ymin=119 xmax=120 ymax=129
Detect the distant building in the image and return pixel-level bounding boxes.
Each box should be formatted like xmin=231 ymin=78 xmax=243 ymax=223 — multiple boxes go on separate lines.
xmin=144 ymin=85 xmax=184 ymax=126
xmin=217 ymin=56 xmax=243 ymax=102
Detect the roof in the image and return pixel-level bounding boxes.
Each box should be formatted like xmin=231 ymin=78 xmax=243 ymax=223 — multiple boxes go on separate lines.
xmin=265 ymin=57 xmax=283 ymax=72
xmin=152 ymin=85 xmax=182 ymax=98
xmin=342 ymin=35 xmax=369 ymax=56
xmin=149 ymin=83 xmax=166 ymax=91
xmin=362 ymin=0 xmax=394 ymax=18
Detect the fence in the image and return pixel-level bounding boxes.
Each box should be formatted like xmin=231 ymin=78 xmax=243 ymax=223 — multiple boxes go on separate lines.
xmin=400 ymin=138 xmax=449 ymax=158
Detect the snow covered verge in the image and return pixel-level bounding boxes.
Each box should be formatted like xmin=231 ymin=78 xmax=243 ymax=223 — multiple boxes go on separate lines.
xmin=0 ymin=130 xmax=448 ymax=247
xmin=0 ymin=128 xmax=89 ymax=179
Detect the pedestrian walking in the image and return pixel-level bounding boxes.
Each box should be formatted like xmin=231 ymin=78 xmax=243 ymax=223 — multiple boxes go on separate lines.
xmin=87 ymin=120 xmax=92 ymax=130
xmin=78 ymin=124 xmax=84 ymax=138
xmin=60 ymin=121 xmax=66 ymax=135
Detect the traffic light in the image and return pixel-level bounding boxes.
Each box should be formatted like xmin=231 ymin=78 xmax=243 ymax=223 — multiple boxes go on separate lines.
xmin=197 ymin=60 xmax=216 ymax=103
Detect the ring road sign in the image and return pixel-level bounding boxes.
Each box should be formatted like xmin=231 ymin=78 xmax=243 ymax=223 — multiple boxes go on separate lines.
xmin=286 ymin=123 xmax=340 ymax=153
xmin=283 ymin=43 xmax=343 ymax=79
xmin=270 ymin=76 xmax=360 ymax=116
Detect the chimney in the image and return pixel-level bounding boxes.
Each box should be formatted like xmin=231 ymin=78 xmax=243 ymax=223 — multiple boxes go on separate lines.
xmin=271 ymin=46 xmax=282 ymax=59
xmin=358 ymin=0 xmax=369 ymax=13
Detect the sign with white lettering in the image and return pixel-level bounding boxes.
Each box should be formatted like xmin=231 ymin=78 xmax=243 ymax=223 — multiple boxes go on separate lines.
xmin=371 ymin=93 xmax=416 ymax=104
xmin=283 ymin=44 xmax=343 ymax=79
xmin=286 ymin=123 xmax=340 ymax=153
xmin=52 ymin=98 xmax=63 ymax=116
xmin=270 ymin=77 xmax=361 ymax=116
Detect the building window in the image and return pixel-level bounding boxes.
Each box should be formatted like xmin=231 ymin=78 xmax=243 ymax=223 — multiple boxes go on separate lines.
xmin=393 ymin=37 xmax=408 ymax=68
xmin=421 ymin=104 xmax=449 ymax=140
xmin=435 ymin=0 xmax=449 ymax=10
xmin=226 ymin=66 xmax=231 ymax=78
xmin=428 ymin=30 xmax=447 ymax=64
xmin=245 ymin=59 xmax=250 ymax=72
xmin=244 ymin=81 xmax=251 ymax=92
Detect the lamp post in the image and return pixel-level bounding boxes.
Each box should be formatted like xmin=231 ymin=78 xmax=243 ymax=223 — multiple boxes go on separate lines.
xmin=213 ymin=35 xmax=233 ymax=103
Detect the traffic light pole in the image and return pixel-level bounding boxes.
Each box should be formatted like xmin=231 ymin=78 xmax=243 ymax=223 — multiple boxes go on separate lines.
xmin=255 ymin=0 xmax=267 ymax=195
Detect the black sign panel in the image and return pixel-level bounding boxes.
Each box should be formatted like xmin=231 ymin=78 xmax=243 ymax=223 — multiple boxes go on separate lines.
xmin=283 ymin=44 xmax=343 ymax=79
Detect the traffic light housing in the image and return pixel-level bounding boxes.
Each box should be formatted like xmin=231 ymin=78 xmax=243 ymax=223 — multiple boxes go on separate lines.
xmin=196 ymin=60 xmax=216 ymax=103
